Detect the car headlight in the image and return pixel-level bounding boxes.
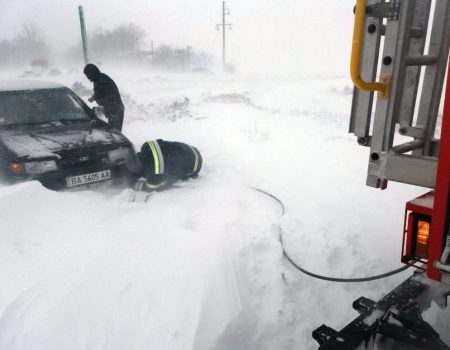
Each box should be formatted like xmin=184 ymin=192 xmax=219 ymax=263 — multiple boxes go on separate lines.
xmin=108 ymin=147 xmax=131 ymax=164
xmin=24 ymin=160 xmax=58 ymax=174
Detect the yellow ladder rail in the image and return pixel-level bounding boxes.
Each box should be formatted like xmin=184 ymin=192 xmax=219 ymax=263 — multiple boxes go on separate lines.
xmin=351 ymin=0 xmax=390 ymax=98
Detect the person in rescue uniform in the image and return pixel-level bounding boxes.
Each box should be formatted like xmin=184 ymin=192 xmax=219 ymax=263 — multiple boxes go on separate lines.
xmin=83 ymin=63 xmax=125 ymax=131
xmin=125 ymin=140 xmax=203 ymax=192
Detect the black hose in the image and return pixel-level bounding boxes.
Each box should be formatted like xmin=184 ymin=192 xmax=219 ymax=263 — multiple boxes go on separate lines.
xmin=252 ymin=187 xmax=411 ymax=283
xmin=251 ymin=187 xmax=286 ymax=216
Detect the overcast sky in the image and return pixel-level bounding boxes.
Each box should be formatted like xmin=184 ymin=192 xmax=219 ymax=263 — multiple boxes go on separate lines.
xmin=0 ymin=0 xmax=356 ymax=75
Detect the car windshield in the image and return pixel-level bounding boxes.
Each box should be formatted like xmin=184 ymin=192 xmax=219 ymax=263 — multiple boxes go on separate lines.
xmin=0 ymin=88 xmax=89 ymax=126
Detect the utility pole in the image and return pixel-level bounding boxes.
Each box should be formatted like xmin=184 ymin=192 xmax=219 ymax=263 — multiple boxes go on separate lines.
xmin=216 ymin=1 xmax=232 ymax=71
xmin=78 ymin=6 xmax=89 ymax=65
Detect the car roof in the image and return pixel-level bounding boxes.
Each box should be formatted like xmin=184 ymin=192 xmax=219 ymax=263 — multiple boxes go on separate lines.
xmin=0 ymin=80 xmax=66 ymax=92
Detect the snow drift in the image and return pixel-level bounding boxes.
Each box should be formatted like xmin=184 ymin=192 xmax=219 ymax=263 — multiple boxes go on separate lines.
xmin=0 ymin=70 xmax=449 ymax=349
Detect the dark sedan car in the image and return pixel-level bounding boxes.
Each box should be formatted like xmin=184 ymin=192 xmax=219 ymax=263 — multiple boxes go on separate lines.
xmin=0 ymin=80 xmax=134 ymax=190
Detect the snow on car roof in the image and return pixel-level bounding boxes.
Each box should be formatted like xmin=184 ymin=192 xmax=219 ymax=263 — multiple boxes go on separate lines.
xmin=0 ymin=80 xmax=66 ymax=92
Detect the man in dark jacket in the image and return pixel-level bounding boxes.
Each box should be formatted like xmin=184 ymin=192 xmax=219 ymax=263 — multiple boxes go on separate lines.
xmin=83 ymin=64 xmax=125 ymax=131
xmin=125 ymin=139 xmax=203 ymax=192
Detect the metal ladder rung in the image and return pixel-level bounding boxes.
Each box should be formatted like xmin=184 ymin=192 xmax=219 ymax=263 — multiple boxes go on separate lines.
xmin=392 ymin=139 xmax=424 ymax=153
xmin=405 ymin=55 xmax=438 ymax=66
xmin=398 ymin=125 xmax=425 ymax=138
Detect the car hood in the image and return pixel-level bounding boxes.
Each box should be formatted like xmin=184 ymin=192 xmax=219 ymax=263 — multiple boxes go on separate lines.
xmin=0 ymin=122 xmax=130 ymax=160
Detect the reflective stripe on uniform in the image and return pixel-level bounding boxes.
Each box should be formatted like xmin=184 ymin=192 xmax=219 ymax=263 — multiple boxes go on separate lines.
xmin=188 ymin=146 xmax=199 ymax=175
xmin=145 ymin=180 xmax=167 ymax=190
xmin=147 ymin=141 xmax=165 ymax=175
xmin=135 ymin=181 xmax=145 ymax=191
xmin=135 ymin=179 xmax=168 ymax=192
xmin=153 ymin=140 xmax=165 ymax=174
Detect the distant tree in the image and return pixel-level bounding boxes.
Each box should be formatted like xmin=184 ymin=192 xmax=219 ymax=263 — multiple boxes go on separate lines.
xmin=0 ymin=23 xmax=51 ymax=67
xmin=153 ymin=44 xmax=179 ymax=70
xmin=13 ymin=22 xmax=50 ymax=61
xmin=153 ymin=45 xmax=213 ymax=72
xmin=90 ymin=27 xmax=109 ymax=57
xmin=62 ymin=23 xmax=214 ymax=72
xmin=90 ymin=23 xmax=146 ymax=60
xmin=110 ymin=23 xmax=145 ymax=52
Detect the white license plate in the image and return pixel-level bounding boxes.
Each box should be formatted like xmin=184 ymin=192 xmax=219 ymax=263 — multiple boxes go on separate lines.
xmin=66 ymin=170 xmax=111 ymax=187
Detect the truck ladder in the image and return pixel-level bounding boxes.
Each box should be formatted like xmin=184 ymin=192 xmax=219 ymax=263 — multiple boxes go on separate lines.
xmin=349 ymin=0 xmax=450 ymax=189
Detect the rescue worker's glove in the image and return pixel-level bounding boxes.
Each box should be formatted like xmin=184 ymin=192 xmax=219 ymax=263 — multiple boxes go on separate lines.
xmin=125 ymin=153 xmax=143 ymax=173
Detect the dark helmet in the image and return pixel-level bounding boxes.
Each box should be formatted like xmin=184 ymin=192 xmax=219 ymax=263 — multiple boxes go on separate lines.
xmin=83 ymin=64 xmax=101 ymax=81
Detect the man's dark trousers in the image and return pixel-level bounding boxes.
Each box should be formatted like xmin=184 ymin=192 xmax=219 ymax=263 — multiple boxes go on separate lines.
xmin=105 ymin=105 xmax=125 ymax=131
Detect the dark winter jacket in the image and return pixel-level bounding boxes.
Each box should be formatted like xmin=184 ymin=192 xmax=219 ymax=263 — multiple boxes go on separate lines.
xmin=83 ymin=64 xmax=124 ymax=113
xmin=126 ymin=139 xmax=203 ymax=192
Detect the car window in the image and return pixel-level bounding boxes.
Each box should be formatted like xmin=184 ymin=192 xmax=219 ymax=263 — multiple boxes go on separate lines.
xmin=0 ymin=89 xmax=89 ymax=126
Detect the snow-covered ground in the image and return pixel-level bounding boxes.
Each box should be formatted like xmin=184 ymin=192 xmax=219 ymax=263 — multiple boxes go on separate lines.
xmin=1 ymin=69 xmax=449 ymax=349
